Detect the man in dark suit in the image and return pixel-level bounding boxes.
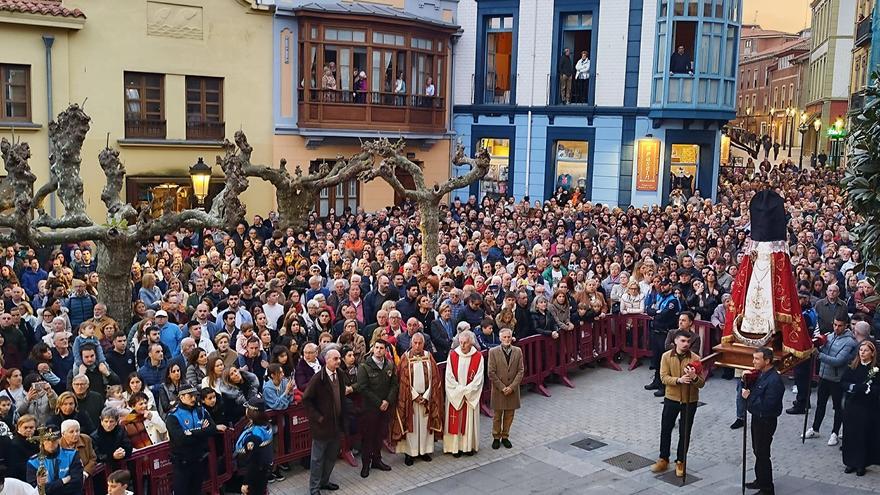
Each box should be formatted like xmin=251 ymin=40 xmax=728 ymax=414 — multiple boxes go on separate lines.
xmin=742 ymin=347 xmax=785 ymax=495
xmin=302 ymin=348 xmax=345 ymax=495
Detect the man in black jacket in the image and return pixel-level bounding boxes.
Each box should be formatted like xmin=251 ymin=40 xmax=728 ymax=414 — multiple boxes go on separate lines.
xmin=105 ymin=331 xmax=136 ymax=381
xmin=742 ymin=347 xmax=785 ymax=495
xmin=513 ymin=290 xmax=535 ymax=340
xmin=558 ymin=47 xmax=574 ymax=104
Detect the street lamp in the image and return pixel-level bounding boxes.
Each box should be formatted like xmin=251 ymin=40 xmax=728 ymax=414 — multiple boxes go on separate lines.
xmin=831 ymin=117 xmax=845 ymax=169
xmin=746 ymin=107 xmax=753 ymax=134
xmin=786 ymin=107 xmax=796 ymax=157
xmin=189 ymin=156 xmax=212 ymax=207
xmin=812 ymin=118 xmax=821 ymax=168
xmin=769 ymin=107 xmax=776 ymax=143
xmin=798 ymin=112 xmax=808 ymax=169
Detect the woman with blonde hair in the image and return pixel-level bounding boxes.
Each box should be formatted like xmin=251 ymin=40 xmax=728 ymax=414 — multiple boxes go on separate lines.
xmin=138 ymin=273 xmax=163 ymax=310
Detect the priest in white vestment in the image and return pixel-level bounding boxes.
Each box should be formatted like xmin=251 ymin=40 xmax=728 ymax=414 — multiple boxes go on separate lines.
xmin=443 ymin=330 xmax=484 ymax=455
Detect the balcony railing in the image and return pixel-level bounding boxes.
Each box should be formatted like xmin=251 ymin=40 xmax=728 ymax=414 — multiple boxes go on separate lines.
xmin=124 ymin=118 xmax=166 ymax=139
xmin=297 ymin=89 xmax=446 ymax=134
xmin=186 ymin=120 xmax=226 ymax=141
xmin=856 ymin=15 xmax=872 ymax=47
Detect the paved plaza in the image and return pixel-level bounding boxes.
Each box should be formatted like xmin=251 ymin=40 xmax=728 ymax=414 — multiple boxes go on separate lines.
xmin=270 ymin=363 xmax=879 ymax=495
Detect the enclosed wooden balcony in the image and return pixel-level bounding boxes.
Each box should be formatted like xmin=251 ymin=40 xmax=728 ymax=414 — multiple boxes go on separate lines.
xmin=298 ymin=89 xmax=445 ymax=133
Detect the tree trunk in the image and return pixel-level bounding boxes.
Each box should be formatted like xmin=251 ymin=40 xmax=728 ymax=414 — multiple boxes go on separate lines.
xmin=95 ymin=237 xmax=138 ymax=329
xmin=276 ymin=186 xmax=318 ymax=233
xmin=418 ymin=198 xmax=441 ymax=264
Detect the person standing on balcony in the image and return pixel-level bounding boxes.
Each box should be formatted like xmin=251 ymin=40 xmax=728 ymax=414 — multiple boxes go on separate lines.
xmin=669 ymin=45 xmax=693 ymax=76
xmin=395 ymin=72 xmax=407 ymax=106
xmin=354 ymin=71 xmax=367 ymax=104
xmin=574 ymin=51 xmax=591 ymax=104
xmin=557 ymin=47 xmax=574 ymax=104
xmin=321 ymin=66 xmax=337 ymax=102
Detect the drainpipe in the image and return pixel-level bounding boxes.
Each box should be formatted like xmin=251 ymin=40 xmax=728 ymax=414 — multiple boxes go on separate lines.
xmin=524 ymin=0 xmax=539 ymax=198
xmin=42 ymin=34 xmax=57 ymax=218
xmin=449 ymin=35 xmax=457 ymax=195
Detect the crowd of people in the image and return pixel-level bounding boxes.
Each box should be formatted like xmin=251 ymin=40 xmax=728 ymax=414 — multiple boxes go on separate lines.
xmin=0 ymin=156 xmax=878 ymax=494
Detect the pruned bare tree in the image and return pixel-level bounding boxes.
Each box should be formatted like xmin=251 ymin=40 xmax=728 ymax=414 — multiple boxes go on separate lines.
xmin=223 ymin=131 xmax=374 ymax=232
xmin=0 ymin=104 xmax=248 ymax=326
xmin=362 ymin=138 xmax=490 ymax=262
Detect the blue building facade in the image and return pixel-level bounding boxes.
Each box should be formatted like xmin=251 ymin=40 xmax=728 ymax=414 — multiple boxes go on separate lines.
xmin=452 ymin=0 xmax=742 ymax=207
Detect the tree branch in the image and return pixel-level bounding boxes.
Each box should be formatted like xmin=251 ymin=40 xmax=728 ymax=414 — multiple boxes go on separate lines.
xmin=99 ymin=147 xmax=138 ymax=225
xmin=35 ymin=104 xmax=93 ymax=228
xmin=438 ymin=143 xmax=491 ymax=196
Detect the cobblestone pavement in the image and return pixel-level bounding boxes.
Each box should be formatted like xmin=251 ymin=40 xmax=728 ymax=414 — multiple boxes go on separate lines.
xmin=270 ymin=362 xmax=879 ymax=494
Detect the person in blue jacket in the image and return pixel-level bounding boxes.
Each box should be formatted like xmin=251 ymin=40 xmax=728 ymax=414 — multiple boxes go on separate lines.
xmin=167 ymin=383 xmax=217 ymax=494
xmin=235 ymin=396 xmax=275 ymax=494
xmin=26 ymin=426 xmax=84 ymax=495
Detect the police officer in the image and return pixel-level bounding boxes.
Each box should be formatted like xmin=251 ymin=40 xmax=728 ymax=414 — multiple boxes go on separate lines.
xmin=26 ymin=426 xmax=84 ymax=495
xmin=235 ymin=397 xmax=274 ymax=495
xmin=645 ymin=278 xmax=682 ymax=396
xmin=356 ymin=339 xmax=399 ymax=478
xmin=167 ymin=383 xmax=217 ymax=494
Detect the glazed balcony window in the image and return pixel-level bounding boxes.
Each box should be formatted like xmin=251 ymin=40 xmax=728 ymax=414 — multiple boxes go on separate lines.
xmin=296 ymin=19 xmax=450 ymax=133
xmin=185 ymin=76 xmax=225 ymax=141
xmin=1 ymin=64 xmax=31 ymax=122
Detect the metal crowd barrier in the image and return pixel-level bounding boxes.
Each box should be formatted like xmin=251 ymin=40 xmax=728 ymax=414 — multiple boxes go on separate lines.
xmin=82 ymin=314 xmax=720 ymax=494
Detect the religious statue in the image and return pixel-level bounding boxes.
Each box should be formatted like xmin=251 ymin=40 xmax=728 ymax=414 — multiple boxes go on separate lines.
xmin=713 ymin=189 xmax=813 ymax=371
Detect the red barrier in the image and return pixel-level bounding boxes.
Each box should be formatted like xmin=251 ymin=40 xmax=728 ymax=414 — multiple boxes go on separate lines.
xmin=618 ymin=314 xmax=653 ymax=370
xmin=546 ymin=330 xmax=576 ymax=388
xmin=516 ymin=335 xmax=551 ymax=396
xmin=592 ymin=317 xmax=622 ymax=371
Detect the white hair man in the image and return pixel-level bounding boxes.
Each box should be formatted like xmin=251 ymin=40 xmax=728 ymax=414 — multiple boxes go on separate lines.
xmin=443 ymin=330 xmax=484 ymax=456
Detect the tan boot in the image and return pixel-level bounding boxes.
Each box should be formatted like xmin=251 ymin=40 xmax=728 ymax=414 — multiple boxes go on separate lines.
xmin=650 ymin=458 xmax=669 ymax=473
xmin=675 ymin=461 xmax=685 ymax=477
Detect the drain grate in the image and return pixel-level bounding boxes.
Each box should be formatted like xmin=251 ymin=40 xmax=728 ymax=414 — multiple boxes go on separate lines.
xmin=571 ymin=437 xmax=607 ymax=451
xmin=603 ymin=452 xmax=654 ymax=472
xmin=655 ymin=470 xmax=701 ymax=486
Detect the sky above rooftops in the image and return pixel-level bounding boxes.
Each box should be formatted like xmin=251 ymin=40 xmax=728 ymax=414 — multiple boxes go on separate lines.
xmin=742 ymin=0 xmax=812 ymax=34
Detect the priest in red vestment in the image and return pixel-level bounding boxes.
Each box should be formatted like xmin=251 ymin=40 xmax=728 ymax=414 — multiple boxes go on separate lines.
xmin=443 ymin=330 xmax=484 ymax=456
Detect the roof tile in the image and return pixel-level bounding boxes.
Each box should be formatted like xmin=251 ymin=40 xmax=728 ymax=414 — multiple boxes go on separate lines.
xmin=0 ymin=0 xmax=85 ymax=19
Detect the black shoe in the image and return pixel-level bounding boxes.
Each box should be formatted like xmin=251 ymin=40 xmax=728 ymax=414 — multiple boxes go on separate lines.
xmin=321 ymin=483 xmax=340 ymax=491
xmin=464 ymin=450 xmax=475 ymax=456
xmin=452 ymin=452 xmax=462 ymax=458
xmin=644 ymin=381 xmax=660 ymax=390
xmin=420 ymin=454 xmax=432 ymax=462
xmin=279 ymin=462 xmax=291 ymax=471
xmin=404 ymin=455 xmax=414 ymax=466
xmin=653 ymin=388 xmax=665 ymax=397
xmin=492 ymin=439 xmax=501 ymax=449
xmin=845 ymin=466 xmax=856 ymax=474
xmin=501 ymin=438 xmax=512 ymax=448
xmin=785 ymin=406 xmax=806 ymax=415
xmin=372 ymin=460 xmax=392 ymax=471
xmin=730 ymin=419 xmax=745 ymax=429
xmin=272 ymin=471 xmax=286 ymax=482
xmin=857 ymin=468 xmax=866 ymax=476
xmin=744 ymin=481 xmax=760 ymax=489
xmin=360 ymin=465 xmax=370 ymax=478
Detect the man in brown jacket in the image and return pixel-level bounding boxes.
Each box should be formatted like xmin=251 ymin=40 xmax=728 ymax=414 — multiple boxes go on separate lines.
xmin=302 ymin=348 xmax=345 ymax=495
xmin=488 ymin=328 xmax=524 ymax=449
xmin=651 ymin=329 xmax=705 ymax=478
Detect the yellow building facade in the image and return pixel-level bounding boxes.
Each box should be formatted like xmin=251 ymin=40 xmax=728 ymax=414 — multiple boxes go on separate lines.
xmin=0 ymin=0 xmax=275 ymax=221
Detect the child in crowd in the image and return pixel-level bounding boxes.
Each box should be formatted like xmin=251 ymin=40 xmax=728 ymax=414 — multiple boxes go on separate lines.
xmin=105 ymin=385 xmax=128 ymax=413
xmin=73 ymin=322 xmax=109 ymax=374
xmin=107 ymin=469 xmax=135 ymax=495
